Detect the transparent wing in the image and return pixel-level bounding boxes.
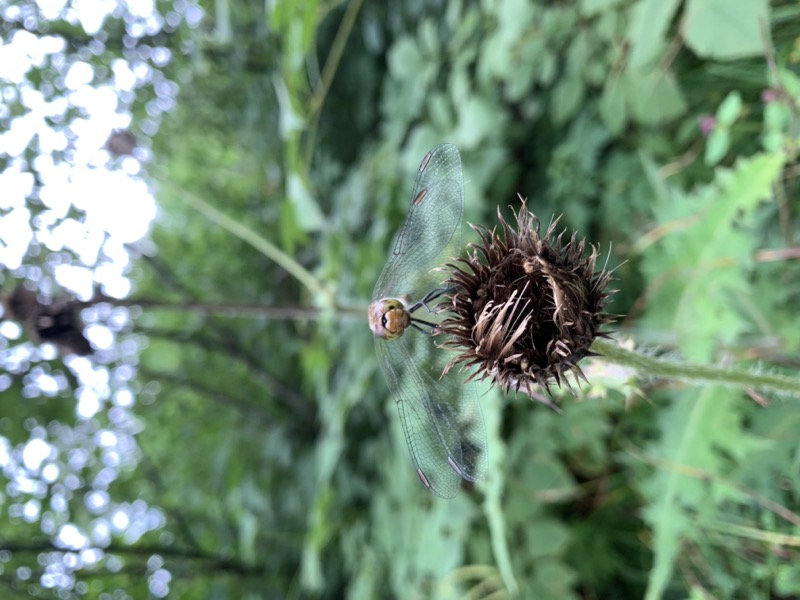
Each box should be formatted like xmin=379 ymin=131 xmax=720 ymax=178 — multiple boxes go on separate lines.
xmin=371 ymin=144 xmax=464 ymax=303
xmin=376 ymin=326 xmax=488 ymax=498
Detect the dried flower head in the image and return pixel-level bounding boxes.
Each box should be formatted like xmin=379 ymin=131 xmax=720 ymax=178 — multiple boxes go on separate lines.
xmin=438 ymin=201 xmax=616 ymax=404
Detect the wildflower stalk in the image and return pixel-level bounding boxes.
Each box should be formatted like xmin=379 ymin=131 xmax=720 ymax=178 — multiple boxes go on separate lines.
xmin=591 ymin=338 xmax=800 ymax=397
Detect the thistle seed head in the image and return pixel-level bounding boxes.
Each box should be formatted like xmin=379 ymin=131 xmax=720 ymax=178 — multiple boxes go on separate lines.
xmin=439 ymin=202 xmax=616 ymax=404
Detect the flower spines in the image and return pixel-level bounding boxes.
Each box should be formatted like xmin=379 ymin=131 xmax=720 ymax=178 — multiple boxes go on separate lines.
xmin=438 ymin=204 xmax=616 ymax=403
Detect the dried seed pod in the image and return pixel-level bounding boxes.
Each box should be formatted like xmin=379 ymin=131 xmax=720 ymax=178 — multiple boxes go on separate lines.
xmin=438 ymin=202 xmax=616 ymax=404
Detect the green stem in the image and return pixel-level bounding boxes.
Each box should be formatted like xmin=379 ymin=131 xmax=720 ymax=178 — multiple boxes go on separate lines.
xmin=704 ymin=520 xmax=800 ymax=547
xmin=305 ymin=0 xmax=365 ymax=167
xmin=109 ymin=298 xmax=364 ymax=320
xmin=592 ymin=338 xmax=800 ymax=397
xmin=170 ymin=185 xmax=332 ymax=306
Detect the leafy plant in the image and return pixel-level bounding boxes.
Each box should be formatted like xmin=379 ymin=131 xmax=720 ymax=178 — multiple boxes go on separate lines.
xmin=2 ymin=0 xmax=800 ymax=598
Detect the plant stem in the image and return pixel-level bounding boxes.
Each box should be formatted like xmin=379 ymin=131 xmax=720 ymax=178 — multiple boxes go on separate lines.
xmin=170 ymin=184 xmax=332 ymax=306
xmin=592 ymin=338 xmax=800 ymax=397
xmin=106 ymin=298 xmax=364 ymax=320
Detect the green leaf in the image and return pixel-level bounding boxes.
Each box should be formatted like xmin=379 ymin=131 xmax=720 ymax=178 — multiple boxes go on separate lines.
xmin=628 ymin=68 xmax=687 ymax=124
xmin=286 ymin=171 xmax=325 ymax=232
xmin=272 ymin=74 xmax=306 ymax=138
xmin=476 ymin=0 xmax=535 ymax=83
xmin=455 ymin=94 xmax=500 ymax=148
xmin=636 ymin=378 xmax=775 ymax=600
xmin=640 ymin=387 xmax=744 ymax=600
xmin=599 ymin=75 xmax=627 ymax=133
xmin=580 ymin=0 xmax=624 ymax=17
xmin=776 ymin=559 xmax=800 ymax=596
xmin=704 ymin=127 xmax=730 ymax=166
xmin=672 ymin=153 xmax=785 ymax=360
xmin=238 ymin=510 xmax=259 ymax=564
xmin=716 ymin=91 xmax=742 ymax=126
xmin=418 ymin=18 xmax=440 ymax=55
xmin=539 ymin=50 xmax=558 ymax=86
xmin=551 ymin=75 xmax=585 ymax=124
xmin=626 ymin=0 xmax=682 ymax=70
xmin=683 ymin=0 xmax=769 ymax=60
xmin=642 ymin=152 xmax=785 ymax=362
xmin=387 ymin=35 xmax=425 ymax=80
xmin=301 ymin=487 xmax=334 ymax=591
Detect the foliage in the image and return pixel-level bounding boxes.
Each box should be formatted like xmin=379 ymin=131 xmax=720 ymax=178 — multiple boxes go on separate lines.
xmin=2 ymin=0 xmax=800 ymax=599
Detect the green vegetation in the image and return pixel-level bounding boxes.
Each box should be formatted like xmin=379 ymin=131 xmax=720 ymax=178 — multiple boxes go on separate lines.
xmin=2 ymin=0 xmax=800 ymax=598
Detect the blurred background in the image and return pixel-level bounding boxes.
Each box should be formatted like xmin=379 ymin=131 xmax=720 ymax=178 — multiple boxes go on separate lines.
xmin=1 ymin=0 xmax=800 ymax=598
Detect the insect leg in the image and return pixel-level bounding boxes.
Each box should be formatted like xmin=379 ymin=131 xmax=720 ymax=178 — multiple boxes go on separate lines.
xmin=409 ymin=286 xmax=457 ymax=313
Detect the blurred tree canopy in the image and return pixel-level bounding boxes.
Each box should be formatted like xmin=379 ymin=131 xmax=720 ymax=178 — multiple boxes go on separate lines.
xmin=2 ymin=0 xmax=800 ymax=598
